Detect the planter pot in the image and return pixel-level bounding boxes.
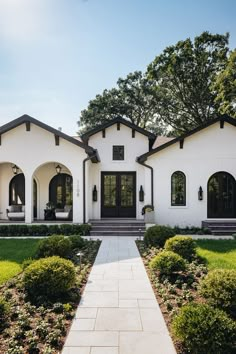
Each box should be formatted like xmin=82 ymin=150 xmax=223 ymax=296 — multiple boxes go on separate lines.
xmin=144 ymin=211 xmax=155 ymax=223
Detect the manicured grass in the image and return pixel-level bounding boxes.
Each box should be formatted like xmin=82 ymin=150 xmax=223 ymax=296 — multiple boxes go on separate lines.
xmin=0 ymin=239 xmax=40 ymax=284
xmin=196 ymin=239 xmax=236 ymax=270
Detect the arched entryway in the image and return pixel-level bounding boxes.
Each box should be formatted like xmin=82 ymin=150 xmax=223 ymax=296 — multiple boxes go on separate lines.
xmin=49 ymin=173 xmax=73 ymax=208
xmin=208 ymin=172 xmax=236 ymax=218
xmin=9 ymin=173 xmax=25 ymax=205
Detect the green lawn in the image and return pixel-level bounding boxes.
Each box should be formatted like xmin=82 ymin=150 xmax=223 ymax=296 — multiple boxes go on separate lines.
xmin=196 ymin=239 xmax=236 ymax=270
xmin=0 ymin=239 xmax=40 ymax=285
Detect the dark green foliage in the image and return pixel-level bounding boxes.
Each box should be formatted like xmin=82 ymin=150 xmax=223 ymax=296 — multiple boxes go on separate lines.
xmin=144 ymin=225 xmax=175 ymax=247
xmin=69 ymin=235 xmax=85 ymax=249
xmin=164 ymin=236 xmax=197 ymax=260
xmin=150 ymin=250 xmax=186 ymax=275
xmin=36 ymin=235 xmax=72 ymax=259
xmin=23 ymin=256 xmax=76 ymax=300
xmin=0 ymin=296 xmax=10 ymax=328
xmin=173 ymin=225 xmax=211 ymax=235
xmin=172 ymin=303 xmax=236 ymax=354
xmin=0 ymin=224 xmax=91 ymax=237
xmin=200 ymin=269 xmax=236 ymax=315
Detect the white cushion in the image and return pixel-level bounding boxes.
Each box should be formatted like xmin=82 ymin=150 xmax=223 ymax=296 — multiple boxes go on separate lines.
xmin=7 ymin=212 xmax=25 ymax=218
xmin=55 ymin=212 xmax=70 ymax=219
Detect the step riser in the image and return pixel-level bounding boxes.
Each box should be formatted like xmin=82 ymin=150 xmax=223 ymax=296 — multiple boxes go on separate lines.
xmin=202 ymin=220 xmax=236 ymax=235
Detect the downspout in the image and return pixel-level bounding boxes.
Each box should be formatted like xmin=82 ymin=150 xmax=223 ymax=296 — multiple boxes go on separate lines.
xmin=136 ymin=158 xmax=154 ymax=207
xmin=83 ymin=151 xmax=99 ymax=224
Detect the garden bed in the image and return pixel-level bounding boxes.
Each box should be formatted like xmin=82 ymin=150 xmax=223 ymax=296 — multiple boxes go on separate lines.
xmin=0 ymin=238 xmax=100 ymax=354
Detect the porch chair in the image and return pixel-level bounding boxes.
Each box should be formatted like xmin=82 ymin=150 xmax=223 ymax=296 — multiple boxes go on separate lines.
xmin=6 ymin=205 xmax=25 ymax=221
xmin=55 ymin=205 xmax=72 ymax=220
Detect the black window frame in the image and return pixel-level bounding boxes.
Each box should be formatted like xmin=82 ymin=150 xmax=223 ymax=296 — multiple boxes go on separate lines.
xmin=171 ymin=171 xmax=186 ymax=206
xmin=113 ymin=145 xmax=124 ymax=161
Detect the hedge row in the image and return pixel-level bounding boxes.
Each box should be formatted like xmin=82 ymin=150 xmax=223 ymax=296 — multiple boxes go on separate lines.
xmin=0 ymin=223 xmax=91 ymax=237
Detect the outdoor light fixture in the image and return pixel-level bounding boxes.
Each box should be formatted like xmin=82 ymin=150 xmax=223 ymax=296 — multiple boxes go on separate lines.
xmin=12 ymin=165 xmax=19 ymax=175
xmin=139 ymin=185 xmax=144 ymax=202
xmin=198 ymin=186 xmax=203 ymax=201
xmin=92 ymin=185 xmax=98 ymax=202
xmin=76 ymin=251 xmax=84 ymax=269
xmin=55 ymin=164 xmax=62 ymax=174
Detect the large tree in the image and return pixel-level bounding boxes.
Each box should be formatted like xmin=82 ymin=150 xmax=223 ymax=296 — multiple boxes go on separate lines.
xmin=147 ymin=32 xmax=230 ymax=134
xmin=78 ymin=71 xmax=167 ymax=135
xmin=213 ymin=49 xmax=236 ymax=118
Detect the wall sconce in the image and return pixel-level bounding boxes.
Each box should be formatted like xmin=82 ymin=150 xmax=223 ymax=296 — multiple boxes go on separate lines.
xmin=139 ymin=185 xmax=144 ymax=202
xmin=198 ymin=186 xmax=203 ymax=201
xmin=93 ymin=185 xmax=98 ymax=202
xmin=55 ymin=164 xmax=62 ymax=174
xmin=12 ymin=165 xmax=19 ymax=175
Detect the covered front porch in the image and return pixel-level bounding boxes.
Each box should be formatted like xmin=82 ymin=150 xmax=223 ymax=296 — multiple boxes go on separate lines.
xmin=0 ymin=161 xmax=82 ymax=224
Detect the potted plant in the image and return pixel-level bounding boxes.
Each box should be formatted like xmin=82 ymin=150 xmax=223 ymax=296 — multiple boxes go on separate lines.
xmin=44 ymin=202 xmax=55 ymax=220
xmin=142 ymin=204 xmax=155 ymax=223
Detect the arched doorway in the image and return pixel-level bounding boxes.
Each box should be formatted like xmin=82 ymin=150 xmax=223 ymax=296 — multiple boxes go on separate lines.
xmin=49 ymin=173 xmax=73 ymax=208
xmin=9 ymin=173 xmax=25 ymax=205
xmin=208 ymin=172 xmax=236 ymax=218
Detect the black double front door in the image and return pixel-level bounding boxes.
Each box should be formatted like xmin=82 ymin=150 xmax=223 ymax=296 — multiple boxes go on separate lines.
xmin=101 ymin=172 xmax=136 ymax=218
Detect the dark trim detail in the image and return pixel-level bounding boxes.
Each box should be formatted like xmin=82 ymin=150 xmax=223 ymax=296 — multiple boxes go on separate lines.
xmin=25 ymin=122 xmax=30 ymax=131
xmin=138 ymin=114 xmax=234 ymax=162
xmin=136 ymin=158 xmax=154 ymax=207
xmin=132 ymin=129 xmax=135 ymax=138
xmin=117 ymin=122 xmax=120 ymax=130
xmin=102 ymin=129 xmax=106 ymax=138
xmin=55 ymin=135 xmax=60 ymax=146
xmin=179 ymin=139 xmax=184 ymax=149
xmin=81 ymin=117 xmax=156 ymax=141
xmin=220 ymin=120 xmax=224 ymax=129
xmin=0 ymin=114 xmax=99 ymax=161
xmin=0 ymin=135 xmax=1 ymax=145
xmin=83 ymin=150 xmax=100 ymax=223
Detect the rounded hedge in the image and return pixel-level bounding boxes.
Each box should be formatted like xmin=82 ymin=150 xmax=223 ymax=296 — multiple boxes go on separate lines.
xmin=149 ymin=250 xmax=186 ymax=275
xmin=0 ymin=297 xmax=10 ymax=326
xmin=23 ymin=256 xmax=76 ymax=300
xmin=199 ymin=269 xmax=236 ymax=315
xmin=164 ymin=236 xmax=197 ymax=260
xmin=144 ymin=225 xmax=175 ymax=248
xmin=36 ymin=235 xmax=72 ymax=259
xmin=172 ymin=303 xmax=236 ymax=354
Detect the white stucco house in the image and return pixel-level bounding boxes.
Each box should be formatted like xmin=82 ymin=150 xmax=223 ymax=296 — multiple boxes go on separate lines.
xmin=0 ymin=114 xmax=236 ymax=228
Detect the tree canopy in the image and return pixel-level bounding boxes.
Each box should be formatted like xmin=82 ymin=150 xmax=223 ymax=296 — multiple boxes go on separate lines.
xmin=78 ymin=32 xmax=235 ymax=137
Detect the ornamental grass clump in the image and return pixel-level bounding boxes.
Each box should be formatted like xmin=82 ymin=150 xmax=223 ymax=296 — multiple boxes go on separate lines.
xmin=199 ymin=269 xmax=236 ymax=316
xmin=172 ymin=303 xmax=236 ymax=354
xmin=144 ymin=225 xmax=175 ymax=247
xmin=23 ymin=256 xmax=76 ymax=300
xmin=164 ymin=235 xmax=197 ymax=261
xmin=149 ymin=250 xmax=186 ymax=275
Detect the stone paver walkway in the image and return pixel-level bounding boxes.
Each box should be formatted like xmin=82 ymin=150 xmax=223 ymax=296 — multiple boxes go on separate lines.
xmin=62 ymin=236 xmax=176 ymax=354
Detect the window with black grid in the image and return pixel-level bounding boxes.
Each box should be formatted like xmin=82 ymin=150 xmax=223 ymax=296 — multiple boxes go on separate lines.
xmin=113 ymin=145 xmax=124 ymax=160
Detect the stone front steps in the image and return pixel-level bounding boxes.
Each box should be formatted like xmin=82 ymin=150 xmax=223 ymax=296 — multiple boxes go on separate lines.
xmin=202 ymin=220 xmax=236 ymax=235
xmin=89 ymin=219 xmax=145 ymax=237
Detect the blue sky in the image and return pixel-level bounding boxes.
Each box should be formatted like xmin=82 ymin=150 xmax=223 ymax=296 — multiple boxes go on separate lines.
xmin=0 ymin=0 xmax=235 ymax=136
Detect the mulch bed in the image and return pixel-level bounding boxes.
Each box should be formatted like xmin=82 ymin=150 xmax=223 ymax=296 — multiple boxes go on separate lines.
xmin=0 ymin=240 xmax=101 ymax=354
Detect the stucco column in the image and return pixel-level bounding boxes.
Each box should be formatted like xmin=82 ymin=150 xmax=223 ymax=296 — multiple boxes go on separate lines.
xmin=72 ymin=170 xmax=83 ymax=223
xmin=25 ymin=173 xmax=33 ymax=223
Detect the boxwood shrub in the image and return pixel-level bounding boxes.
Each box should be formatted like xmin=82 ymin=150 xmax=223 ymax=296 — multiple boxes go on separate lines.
xmin=36 ymin=235 xmax=73 ymax=259
xmin=199 ymin=269 xmax=236 ymax=315
xmin=0 ymin=296 xmax=10 ymax=330
xmin=164 ymin=235 xmax=197 ymax=260
xmin=149 ymin=250 xmax=186 ymax=275
xmin=23 ymin=256 xmax=76 ymax=300
xmin=172 ymin=303 xmax=236 ymax=354
xmin=144 ymin=225 xmax=175 ymax=247
xmin=0 ymin=223 xmax=91 ymax=237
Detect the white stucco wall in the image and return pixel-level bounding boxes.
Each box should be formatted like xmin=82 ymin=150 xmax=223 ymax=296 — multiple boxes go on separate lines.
xmin=0 ymin=123 xmax=87 ymax=222
xmin=147 ymin=121 xmax=236 ymax=227
xmin=86 ymin=123 xmax=151 ymax=220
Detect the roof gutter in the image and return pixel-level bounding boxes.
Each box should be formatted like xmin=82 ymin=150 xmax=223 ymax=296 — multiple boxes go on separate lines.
xmin=136 ymin=157 xmax=154 ymax=207
xmin=83 ymin=150 xmax=100 ymax=224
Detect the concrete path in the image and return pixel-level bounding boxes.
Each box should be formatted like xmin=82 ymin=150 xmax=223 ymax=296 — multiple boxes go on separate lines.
xmin=62 ymin=236 xmax=176 ymax=354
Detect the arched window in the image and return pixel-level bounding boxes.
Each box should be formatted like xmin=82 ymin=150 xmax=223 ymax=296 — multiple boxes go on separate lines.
xmin=49 ymin=173 xmax=73 ymax=208
xmin=171 ymin=171 xmax=186 ymax=206
xmin=9 ymin=173 xmax=25 ymax=205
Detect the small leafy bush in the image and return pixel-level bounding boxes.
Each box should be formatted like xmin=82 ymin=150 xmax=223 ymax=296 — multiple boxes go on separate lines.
xmin=36 ymin=235 xmax=72 ymax=259
xmin=200 ymin=269 xmax=236 ymax=315
xmin=172 ymin=303 xmax=236 ymax=354
xmin=0 ymin=296 xmax=10 ymax=328
xmin=149 ymin=250 xmax=186 ymax=275
xmin=144 ymin=225 xmax=175 ymax=247
xmin=23 ymin=256 xmax=76 ymax=300
xmin=164 ymin=236 xmax=197 ymax=260
xmin=69 ymin=235 xmax=85 ymax=249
